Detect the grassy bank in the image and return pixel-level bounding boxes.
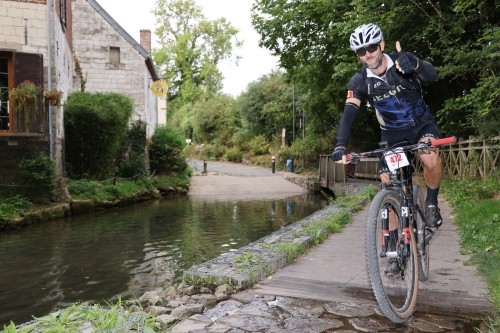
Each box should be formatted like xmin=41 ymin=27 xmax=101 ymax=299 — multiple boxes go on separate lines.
xmin=440 ymin=176 xmax=500 ymax=331
xmin=0 ymin=169 xmax=191 ymax=229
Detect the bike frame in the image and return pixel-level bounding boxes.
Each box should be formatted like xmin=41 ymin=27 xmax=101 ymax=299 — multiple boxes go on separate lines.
xmin=348 ymin=137 xmax=457 ymax=267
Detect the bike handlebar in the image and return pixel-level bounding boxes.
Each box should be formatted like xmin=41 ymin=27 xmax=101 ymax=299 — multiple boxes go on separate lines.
xmin=430 ymin=136 xmax=457 ymax=146
xmin=344 ymin=136 xmax=457 ymax=162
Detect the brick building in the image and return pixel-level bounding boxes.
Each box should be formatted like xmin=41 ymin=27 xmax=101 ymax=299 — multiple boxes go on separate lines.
xmin=0 ymin=0 xmax=161 ymax=189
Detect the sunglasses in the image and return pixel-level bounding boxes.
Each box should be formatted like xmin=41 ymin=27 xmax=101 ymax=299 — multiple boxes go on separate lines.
xmin=355 ymin=43 xmax=380 ymax=57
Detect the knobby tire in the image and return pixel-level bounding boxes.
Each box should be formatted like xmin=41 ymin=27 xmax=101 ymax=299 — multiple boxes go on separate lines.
xmin=366 ymin=189 xmax=419 ymax=323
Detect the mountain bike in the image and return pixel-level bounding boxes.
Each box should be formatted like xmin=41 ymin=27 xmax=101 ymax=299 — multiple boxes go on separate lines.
xmin=345 ymin=136 xmax=456 ymax=323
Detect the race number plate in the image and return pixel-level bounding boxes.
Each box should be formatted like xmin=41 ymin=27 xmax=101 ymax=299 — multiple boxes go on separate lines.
xmin=384 ymin=152 xmax=409 ymax=172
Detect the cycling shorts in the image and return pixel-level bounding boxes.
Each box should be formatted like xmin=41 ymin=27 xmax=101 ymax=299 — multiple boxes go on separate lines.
xmin=379 ymin=116 xmax=440 ymax=174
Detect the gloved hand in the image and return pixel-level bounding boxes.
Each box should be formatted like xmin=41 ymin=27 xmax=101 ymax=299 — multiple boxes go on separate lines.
xmin=331 ymin=148 xmax=347 ymax=162
xmin=395 ymin=41 xmax=417 ymax=74
xmin=397 ymin=52 xmax=417 ymax=74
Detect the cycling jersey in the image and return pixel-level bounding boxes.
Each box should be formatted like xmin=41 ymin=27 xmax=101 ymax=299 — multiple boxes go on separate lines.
xmin=347 ymin=53 xmax=432 ymax=130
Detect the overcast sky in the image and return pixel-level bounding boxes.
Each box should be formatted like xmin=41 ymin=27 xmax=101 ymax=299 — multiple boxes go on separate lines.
xmin=95 ymin=0 xmax=279 ymax=97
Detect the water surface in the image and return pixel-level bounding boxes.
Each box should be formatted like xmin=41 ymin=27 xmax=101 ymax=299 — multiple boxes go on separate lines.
xmin=0 ymin=192 xmax=328 ymax=326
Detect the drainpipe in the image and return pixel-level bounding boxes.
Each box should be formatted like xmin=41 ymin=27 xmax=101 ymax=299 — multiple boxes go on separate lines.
xmin=47 ymin=0 xmax=53 ymax=159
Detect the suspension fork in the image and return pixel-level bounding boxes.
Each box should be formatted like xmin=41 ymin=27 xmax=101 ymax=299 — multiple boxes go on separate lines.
xmin=380 ymin=202 xmax=390 ymax=258
xmin=401 ymin=197 xmax=411 ymax=257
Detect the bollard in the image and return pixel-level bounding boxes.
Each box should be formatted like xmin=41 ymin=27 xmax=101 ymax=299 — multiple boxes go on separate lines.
xmin=271 ymin=156 xmax=275 ymax=173
xmin=291 ymin=159 xmax=294 ymax=173
xmin=113 ymin=170 xmax=118 ymax=185
xmin=203 ymin=160 xmax=207 ymax=173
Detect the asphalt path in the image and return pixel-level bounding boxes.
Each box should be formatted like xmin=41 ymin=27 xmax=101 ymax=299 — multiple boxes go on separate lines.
xmin=189 ymin=159 xmax=285 ymax=177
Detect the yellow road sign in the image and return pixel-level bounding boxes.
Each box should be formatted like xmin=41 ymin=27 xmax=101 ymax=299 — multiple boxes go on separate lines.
xmin=151 ymin=81 xmax=168 ymax=97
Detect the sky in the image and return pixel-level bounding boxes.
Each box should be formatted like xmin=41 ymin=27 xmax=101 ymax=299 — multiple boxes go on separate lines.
xmin=95 ymin=0 xmax=279 ymax=97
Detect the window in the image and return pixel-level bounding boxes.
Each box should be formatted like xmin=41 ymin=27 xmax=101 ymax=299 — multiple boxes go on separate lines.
xmin=60 ymin=0 xmax=67 ymax=30
xmin=0 ymin=51 xmax=44 ymax=135
xmin=109 ymin=47 xmax=120 ymax=65
xmin=0 ymin=56 xmax=11 ymax=131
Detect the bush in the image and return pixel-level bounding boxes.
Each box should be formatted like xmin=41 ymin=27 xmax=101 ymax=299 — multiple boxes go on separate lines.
xmin=116 ymin=120 xmax=147 ymax=178
xmin=64 ymin=92 xmax=134 ymax=179
xmin=149 ymin=125 xmax=187 ymax=175
xmin=248 ymin=135 xmax=270 ymax=155
xmin=18 ymin=152 xmax=56 ymax=199
xmin=198 ymin=143 xmax=226 ymax=161
xmin=225 ymin=148 xmax=243 ymax=162
xmin=0 ymin=193 xmax=32 ymax=226
xmin=118 ymin=154 xmax=147 ymax=178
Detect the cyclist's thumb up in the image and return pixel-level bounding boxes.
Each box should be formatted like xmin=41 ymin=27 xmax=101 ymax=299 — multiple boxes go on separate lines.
xmin=396 ymin=41 xmax=402 ymax=53
xmin=395 ymin=40 xmax=417 ymax=74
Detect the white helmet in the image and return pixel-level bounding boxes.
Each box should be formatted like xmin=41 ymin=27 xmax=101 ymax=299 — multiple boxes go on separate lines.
xmin=349 ymin=24 xmax=383 ymax=51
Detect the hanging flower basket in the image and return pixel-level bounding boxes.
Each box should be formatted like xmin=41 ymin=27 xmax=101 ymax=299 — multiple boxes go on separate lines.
xmin=8 ymin=80 xmax=42 ymax=131
xmin=44 ymin=88 xmax=63 ymax=107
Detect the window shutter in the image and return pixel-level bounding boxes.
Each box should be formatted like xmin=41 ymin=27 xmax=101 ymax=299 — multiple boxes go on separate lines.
xmin=13 ymin=52 xmax=44 ymax=133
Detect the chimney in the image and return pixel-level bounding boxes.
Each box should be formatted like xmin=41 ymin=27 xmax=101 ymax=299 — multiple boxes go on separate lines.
xmin=140 ymin=29 xmax=151 ymax=54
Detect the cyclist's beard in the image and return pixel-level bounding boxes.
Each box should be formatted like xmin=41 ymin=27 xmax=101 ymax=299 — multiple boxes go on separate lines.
xmin=362 ymin=53 xmax=383 ymax=70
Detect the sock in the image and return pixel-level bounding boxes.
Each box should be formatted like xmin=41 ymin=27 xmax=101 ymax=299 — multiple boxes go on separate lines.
xmin=426 ymin=186 xmax=440 ymax=206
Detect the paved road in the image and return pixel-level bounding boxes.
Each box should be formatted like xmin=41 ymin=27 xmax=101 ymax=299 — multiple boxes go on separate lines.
xmin=189 ymin=159 xmax=286 ymax=177
xmin=188 ymin=160 xmax=308 ymax=200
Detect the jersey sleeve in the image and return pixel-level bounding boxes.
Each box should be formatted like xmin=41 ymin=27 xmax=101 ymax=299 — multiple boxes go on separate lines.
xmin=346 ymin=71 xmax=366 ymax=100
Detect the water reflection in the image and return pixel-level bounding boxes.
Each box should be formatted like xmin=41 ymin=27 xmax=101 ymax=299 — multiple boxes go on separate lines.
xmin=0 ymin=193 xmax=328 ymax=326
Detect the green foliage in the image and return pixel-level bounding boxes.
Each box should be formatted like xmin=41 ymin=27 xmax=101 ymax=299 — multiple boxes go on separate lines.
xmin=3 ymin=301 xmax=158 ymax=333
xmin=441 ymin=176 xmax=500 ymax=317
xmin=118 ymin=154 xmax=147 ymax=179
xmin=115 ymin=120 xmax=148 ymax=178
xmin=248 ymin=135 xmax=270 ymax=155
xmin=149 ymin=125 xmax=187 ymax=175
xmin=18 ymin=152 xmax=56 ymax=199
xmin=251 ymin=0 xmax=500 ymax=145
xmin=198 ymin=140 xmax=227 ymax=161
xmin=237 ymin=71 xmax=298 ymax=143
xmin=153 ymin=0 xmax=242 ymax=118
xmin=0 ymin=193 xmax=32 ymax=226
xmin=151 ymin=168 xmax=191 ymax=192
xmin=191 ymin=95 xmax=237 ymax=144
xmin=235 ymin=251 xmax=264 ymax=264
xmin=64 ymin=92 xmax=134 ymax=180
xmin=68 ymin=178 xmax=154 ymax=201
xmin=224 ymin=147 xmax=243 ymax=163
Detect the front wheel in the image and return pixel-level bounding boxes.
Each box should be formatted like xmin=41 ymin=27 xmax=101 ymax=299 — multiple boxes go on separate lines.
xmin=365 ymin=189 xmax=419 ymax=323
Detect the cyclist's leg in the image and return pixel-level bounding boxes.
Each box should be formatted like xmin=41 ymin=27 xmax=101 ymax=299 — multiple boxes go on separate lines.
xmin=416 ymin=120 xmax=443 ymax=228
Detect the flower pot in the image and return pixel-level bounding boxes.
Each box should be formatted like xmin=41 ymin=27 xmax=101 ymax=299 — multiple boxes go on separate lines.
xmin=49 ymin=98 xmax=58 ymax=106
xmin=26 ymin=98 xmax=34 ymax=104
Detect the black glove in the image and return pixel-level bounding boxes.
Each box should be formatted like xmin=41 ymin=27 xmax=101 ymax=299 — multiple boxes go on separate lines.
xmin=397 ymin=52 xmax=417 ymax=74
xmin=331 ymin=148 xmax=347 ymax=162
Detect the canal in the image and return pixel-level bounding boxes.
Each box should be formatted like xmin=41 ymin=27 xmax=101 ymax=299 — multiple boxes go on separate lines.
xmin=0 ymin=192 xmax=328 ymax=326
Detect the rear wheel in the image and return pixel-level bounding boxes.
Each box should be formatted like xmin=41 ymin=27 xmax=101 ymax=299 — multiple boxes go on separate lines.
xmin=366 ymin=189 xmax=419 ymax=323
xmin=413 ymin=185 xmax=430 ymax=282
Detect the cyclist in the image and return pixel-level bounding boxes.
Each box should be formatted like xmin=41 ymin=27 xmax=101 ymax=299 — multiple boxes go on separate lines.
xmin=331 ymin=24 xmax=442 ymax=273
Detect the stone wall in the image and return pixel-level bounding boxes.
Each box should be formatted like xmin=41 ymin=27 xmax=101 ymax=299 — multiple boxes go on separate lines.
xmin=0 ymin=136 xmax=49 ymax=184
xmin=283 ymin=173 xmax=310 ymax=190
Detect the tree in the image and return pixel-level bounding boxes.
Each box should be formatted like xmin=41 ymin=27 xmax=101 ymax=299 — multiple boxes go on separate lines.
xmin=237 ymin=71 xmax=297 ymax=144
xmin=251 ymin=0 xmax=500 ymax=147
xmin=152 ymin=0 xmax=242 ymax=118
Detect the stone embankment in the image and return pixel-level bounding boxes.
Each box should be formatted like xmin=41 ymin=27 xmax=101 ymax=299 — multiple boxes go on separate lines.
xmin=3 ymin=188 xmax=170 ymax=230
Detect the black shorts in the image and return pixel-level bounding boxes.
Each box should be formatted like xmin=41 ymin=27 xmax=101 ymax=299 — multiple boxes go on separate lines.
xmin=379 ymin=116 xmax=440 ymax=174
